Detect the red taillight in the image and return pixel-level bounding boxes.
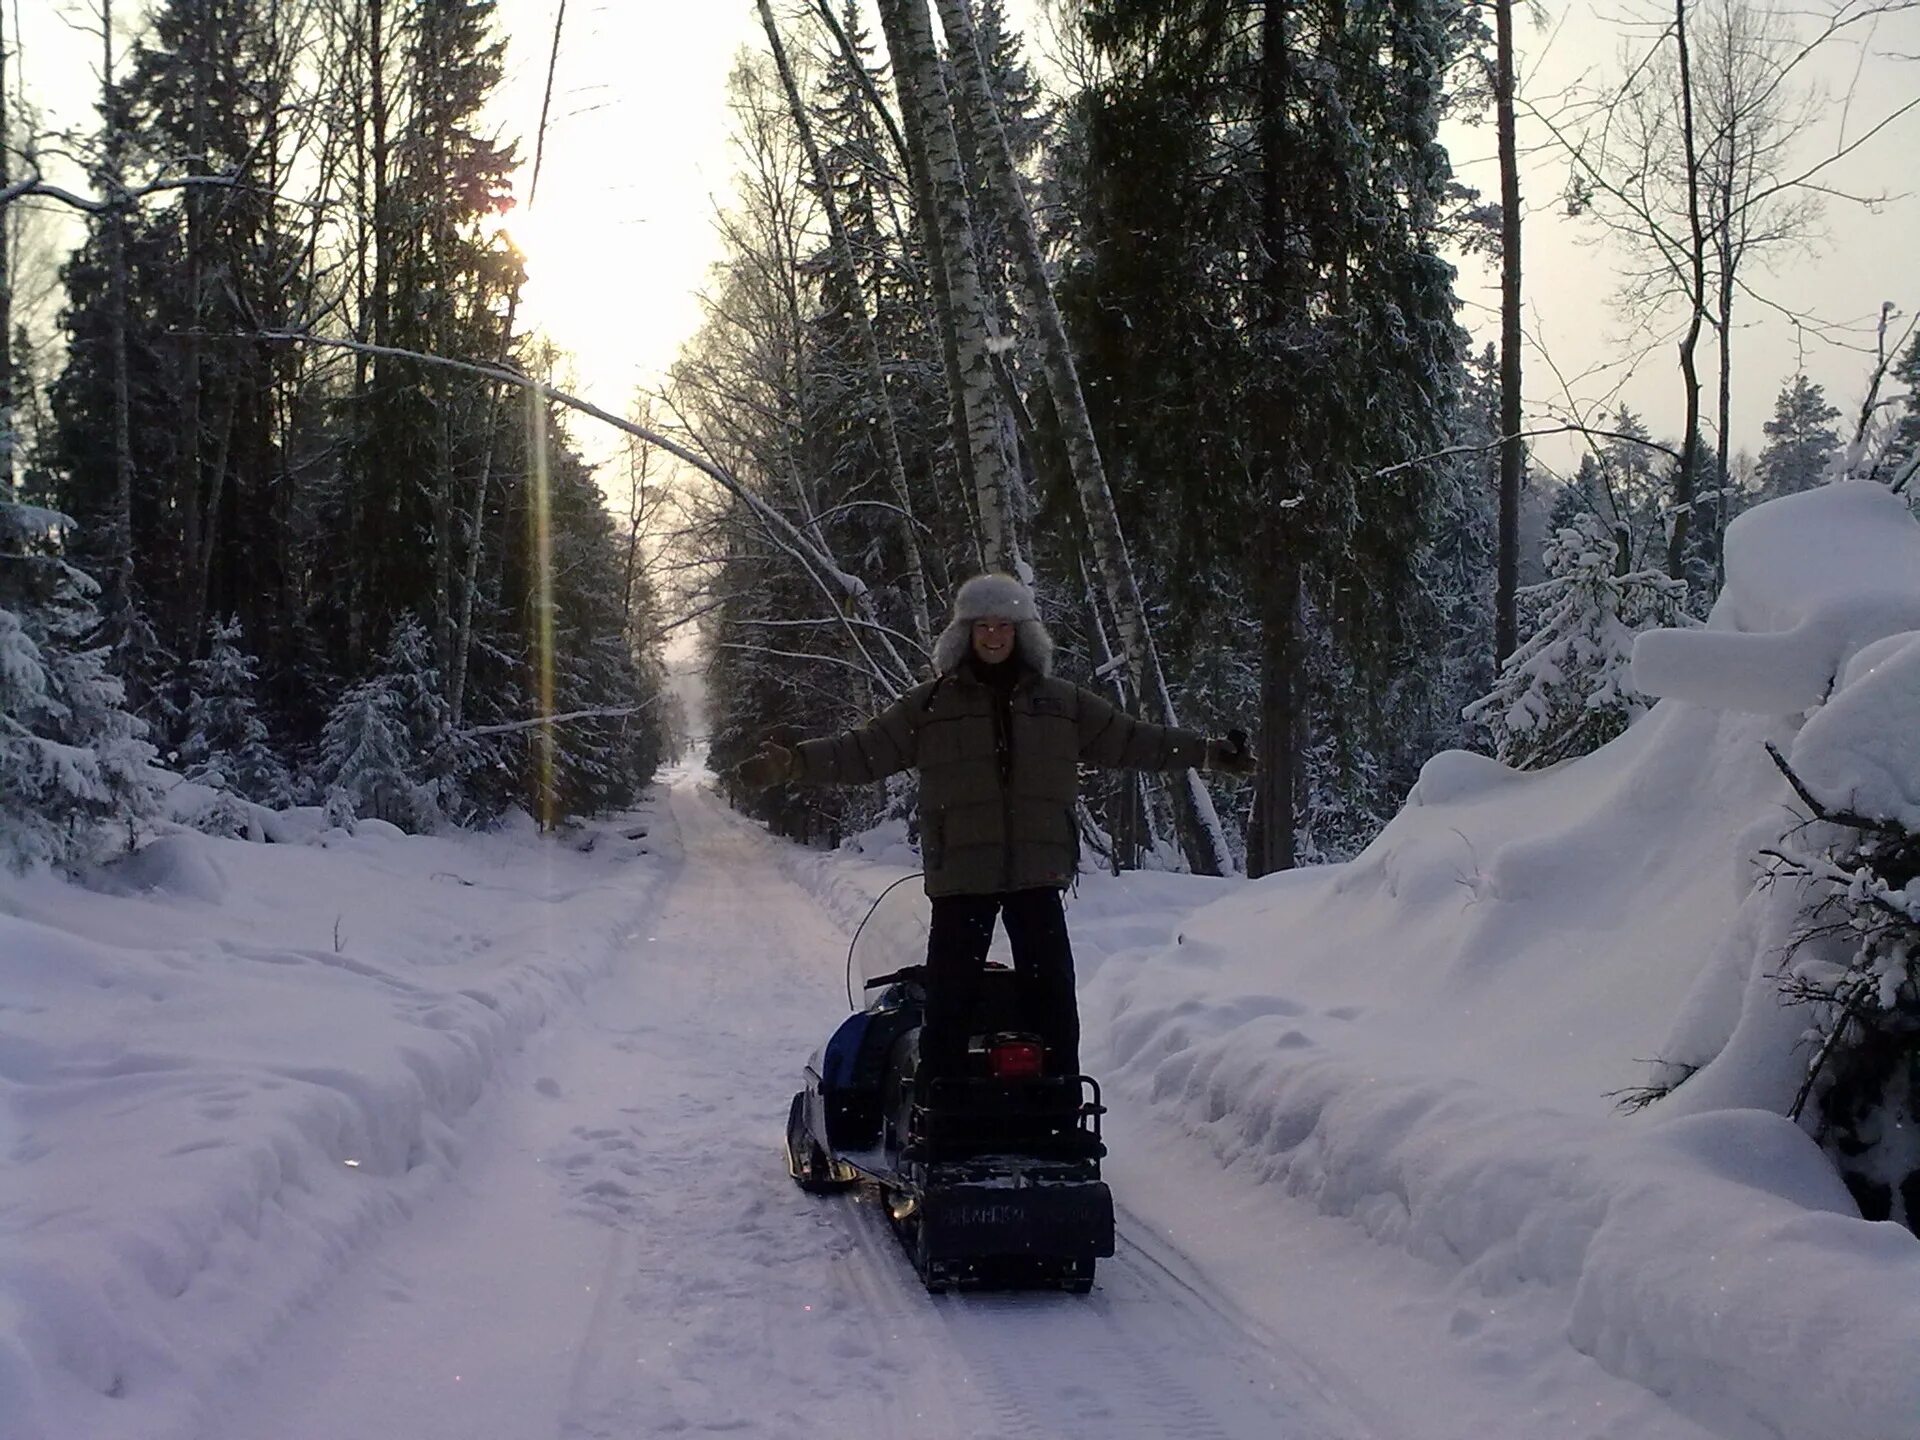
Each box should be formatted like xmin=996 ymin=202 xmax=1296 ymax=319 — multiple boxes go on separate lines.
xmin=987 ymin=1038 xmax=1045 ymax=1079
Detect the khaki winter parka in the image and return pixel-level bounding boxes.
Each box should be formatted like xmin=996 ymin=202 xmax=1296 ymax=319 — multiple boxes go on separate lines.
xmin=790 ymin=665 xmax=1209 ymax=897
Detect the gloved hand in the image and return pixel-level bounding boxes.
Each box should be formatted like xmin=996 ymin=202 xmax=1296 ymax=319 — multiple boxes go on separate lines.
xmin=734 ymin=740 xmax=796 ymax=789
xmin=1206 ymin=729 xmax=1256 ymax=775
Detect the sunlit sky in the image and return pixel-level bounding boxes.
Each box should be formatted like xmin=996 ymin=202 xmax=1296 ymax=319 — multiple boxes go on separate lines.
xmin=488 ymin=0 xmax=1920 ymax=482
xmin=18 ymin=1 xmax=1920 ymax=484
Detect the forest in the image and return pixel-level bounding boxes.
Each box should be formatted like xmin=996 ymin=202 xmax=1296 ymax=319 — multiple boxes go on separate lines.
xmin=1 ymin=0 xmax=1916 ymax=875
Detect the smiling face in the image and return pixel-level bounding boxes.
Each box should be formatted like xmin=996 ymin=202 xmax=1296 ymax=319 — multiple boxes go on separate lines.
xmin=971 ymin=617 xmax=1017 ymax=666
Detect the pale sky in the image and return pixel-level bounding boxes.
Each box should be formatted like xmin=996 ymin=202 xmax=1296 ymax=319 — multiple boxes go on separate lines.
xmin=493 ymin=0 xmax=1920 ymax=481
xmin=16 ymin=0 xmax=1920 ymax=483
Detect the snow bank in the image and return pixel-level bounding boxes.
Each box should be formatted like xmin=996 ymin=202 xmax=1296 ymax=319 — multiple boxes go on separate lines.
xmin=1632 ymin=482 xmax=1920 ymax=714
xmin=0 ymin=807 xmax=662 ymax=1440
xmin=1074 ymin=484 xmax=1920 ymax=1439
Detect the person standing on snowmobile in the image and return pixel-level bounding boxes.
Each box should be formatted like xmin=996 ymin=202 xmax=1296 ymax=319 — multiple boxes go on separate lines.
xmin=734 ymin=573 xmax=1254 ymax=1081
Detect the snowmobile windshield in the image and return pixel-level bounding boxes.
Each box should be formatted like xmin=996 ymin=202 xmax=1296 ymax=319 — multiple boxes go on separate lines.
xmin=849 ymin=878 xmax=1012 ymax=1001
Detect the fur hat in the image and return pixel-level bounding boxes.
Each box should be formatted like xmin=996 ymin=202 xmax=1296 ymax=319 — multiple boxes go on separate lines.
xmin=932 ymin=572 xmax=1054 ymax=676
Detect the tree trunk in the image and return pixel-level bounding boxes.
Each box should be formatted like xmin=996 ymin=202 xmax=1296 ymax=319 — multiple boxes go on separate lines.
xmin=1249 ymin=0 xmax=1300 ymax=877
xmin=758 ymin=0 xmax=932 ymax=657
xmin=0 ymin=0 xmax=12 ymax=499
xmin=360 ymin=0 xmax=393 ymax=667
xmin=1713 ymin=189 xmax=1735 ymax=592
xmin=1252 ymin=530 xmax=1300 ymax=876
xmin=102 ymin=0 xmax=138 ymax=650
xmin=1668 ymin=0 xmax=1706 ymax=587
xmin=177 ymin=8 xmax=213 ymax=648
xmin=933 ymin=0 xmax=1230 ymax=876
xmin=1494 ymin=0 xmax=1523 ymax=666
xmin=864 ymin=0 xmax=980 ymax=573
xmin=1077 ymin=545 xmax=1148 ymax=871
xmin=877 ymin=0 xmax=1016 ymax=574
xmin=192 ymin=384 xmax=241 ymax=643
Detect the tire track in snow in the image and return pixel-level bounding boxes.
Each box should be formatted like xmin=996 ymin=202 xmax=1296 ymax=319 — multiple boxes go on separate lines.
xmin=812 ymin=1179 xmax=1367 ymax=1440
xmin=551 ymin=778 xmax=1000 ymax=1440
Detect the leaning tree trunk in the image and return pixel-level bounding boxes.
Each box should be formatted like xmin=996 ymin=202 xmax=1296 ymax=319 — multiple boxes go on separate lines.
xmin=932 ymin=0 xmax=1232 ymax=877
xmin=813 ymin=0 xmax=976 ymax=581
xmin=876 ymin=0 xmax=1017 ymax=575
xmin=758 ymin=0 xmax=932 ymax=657
xmin=860 ymin=7 xmax=984 ymax=575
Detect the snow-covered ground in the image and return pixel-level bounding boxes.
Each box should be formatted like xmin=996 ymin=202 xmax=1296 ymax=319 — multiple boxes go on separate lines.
xmin=0 ymin=775 xmax=1704 ymax=1440
xmin=5 ymin=483 xmax=1919 ymax=1440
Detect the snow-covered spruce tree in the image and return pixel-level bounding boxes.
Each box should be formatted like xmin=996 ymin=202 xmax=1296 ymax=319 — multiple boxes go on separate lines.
xmin=1464 ymin=513 xmax=1688 ymax=769
xmin=1765 ymin=747 xmax=1920 ymax=1231
xmin=180 ymin=615 xmax=292 ymax=813
xmin=1545 ymin=410 xmax=1669 ymax=573
xmin=0 ymin=501 xmax=158 ymax=870
xmin=312 ymin=675 xmax=412 ymax=830
xmin=371 ymin=611 xmax=471 ymax=825
xmin=311 ymin=613 xmax=462 ymax=831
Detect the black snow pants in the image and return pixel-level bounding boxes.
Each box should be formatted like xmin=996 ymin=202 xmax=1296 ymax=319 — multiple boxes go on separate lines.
xmin=921 ymin=888 xmax=1078 ymax=1080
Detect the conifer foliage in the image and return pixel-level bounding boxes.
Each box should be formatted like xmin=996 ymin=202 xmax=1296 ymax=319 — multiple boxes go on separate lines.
xmin=1754 ymin=374 xmax=1841 ymax=501
xmin=1464 ymin=515 xmax=1688 ymax=769
xmin=181 ymin=617 xmax=292 ymax=811
xmin=1767 ymin=744 xmax=1920 ymax=1233
xmin=0 ymin=501 xmax=157 ymax=870
xmin=7 ymin=0 xmax=671 ymax=855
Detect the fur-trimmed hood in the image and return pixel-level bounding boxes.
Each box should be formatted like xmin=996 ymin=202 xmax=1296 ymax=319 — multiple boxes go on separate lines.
xmin=931 ymin=572 xmax=1054 ymax=676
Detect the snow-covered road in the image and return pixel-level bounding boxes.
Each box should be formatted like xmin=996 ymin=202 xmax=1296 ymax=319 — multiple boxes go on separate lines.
xmin=194 ymin=774 xmax=1361 ymax=1440
xmin=174 ymin=769 xmax=1745 ymax=1440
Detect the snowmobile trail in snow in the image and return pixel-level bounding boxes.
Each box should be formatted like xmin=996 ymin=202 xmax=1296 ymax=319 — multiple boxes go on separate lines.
xmin=197 ymin=770 xmax=1361 ymax=1440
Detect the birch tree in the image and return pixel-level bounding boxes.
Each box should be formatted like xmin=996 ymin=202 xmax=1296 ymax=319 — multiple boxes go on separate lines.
xmin=877 ymin=0 xmax=1019 ymax=573
xmin=933 ymin=0 xmax=1233 ymax=876
xmin=757 ymin=0 xmax=932 ymax=655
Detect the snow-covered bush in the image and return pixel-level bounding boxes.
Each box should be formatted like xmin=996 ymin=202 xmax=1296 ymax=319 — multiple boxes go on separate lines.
xmin=180 ymin=616 xmax=293 ymax=813
xmin=1770 ymin=798 xmax=1920 ymax=1228
xmin=0 ymin=503 xmax=159 ymax=871
xmin=1465 ymin=514 xmax=1690 ymax=768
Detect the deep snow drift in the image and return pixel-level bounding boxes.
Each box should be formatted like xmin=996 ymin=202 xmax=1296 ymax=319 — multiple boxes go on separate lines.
xmin=1071 ymin=482 xmax=1920 ymax=1440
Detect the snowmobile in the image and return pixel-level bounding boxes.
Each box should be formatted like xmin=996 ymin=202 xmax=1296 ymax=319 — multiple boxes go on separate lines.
xmin=784 ymin=880 xmax=1114 ymax=1294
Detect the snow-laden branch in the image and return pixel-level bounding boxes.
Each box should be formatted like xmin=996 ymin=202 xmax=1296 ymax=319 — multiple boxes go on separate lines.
xmin=716 ymin=641 xmax=888 ymax=679
xmin=1370 ymin=424 xmax=1683 ymax=481
xmin=0 ymin=170 xmax=264 ymax=214
xmin=192 ymin=330 xmax=913 ymax=676
xmin=461 ymin=704 xmax=655 ymax=739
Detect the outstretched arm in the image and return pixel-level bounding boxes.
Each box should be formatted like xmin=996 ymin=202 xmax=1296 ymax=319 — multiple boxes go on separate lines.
xmin=787 ymin=686 xmax=925 ymax=785
xmin=1075 ymin=688 xmax=1208 ymax=771
xmin=1075 ymin=689 xmax=1256 ymax=775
